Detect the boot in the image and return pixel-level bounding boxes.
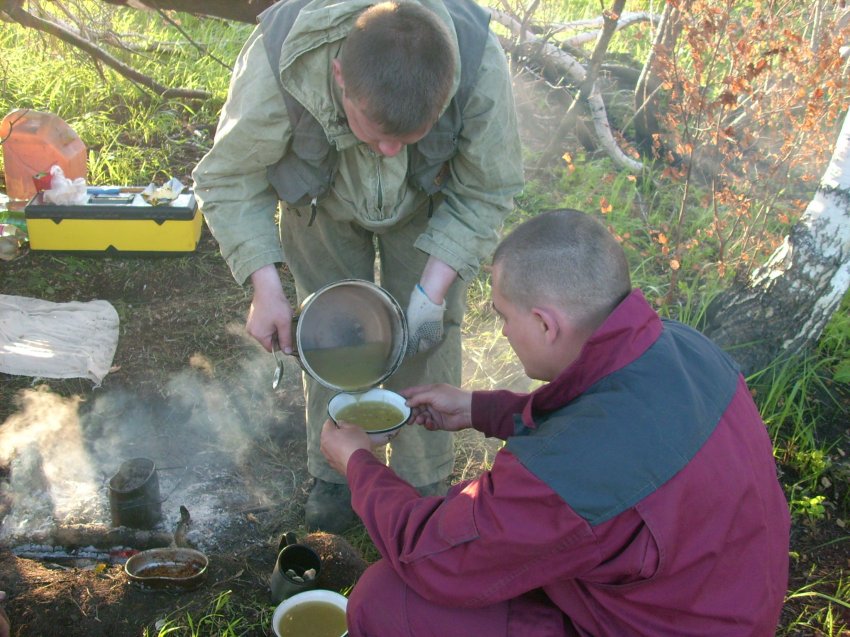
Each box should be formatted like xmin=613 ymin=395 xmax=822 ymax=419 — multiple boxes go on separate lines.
xmin=305 ymin=478 xmax=359 ymax=534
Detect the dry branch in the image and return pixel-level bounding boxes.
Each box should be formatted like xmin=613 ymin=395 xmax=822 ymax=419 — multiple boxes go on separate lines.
xmin=493 ymin=8 xmax=644 ymax=172
xmin=547 ymin=12 xmax=659 ymax=48
xmin=100 ymin=0 xmax=273 ymax=24
xmin=1 ymin=4 xmax=211 ymax=99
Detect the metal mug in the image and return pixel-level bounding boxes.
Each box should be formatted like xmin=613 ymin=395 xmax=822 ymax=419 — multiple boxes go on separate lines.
xmin=270 ymin=532 xmax=322 ymax=603
xmin=107 ymin=457 xmax=164 ymax=529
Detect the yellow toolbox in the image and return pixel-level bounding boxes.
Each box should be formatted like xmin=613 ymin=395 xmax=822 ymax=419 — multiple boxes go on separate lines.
xmin=24 ymin=189 xmax=201 ymax=253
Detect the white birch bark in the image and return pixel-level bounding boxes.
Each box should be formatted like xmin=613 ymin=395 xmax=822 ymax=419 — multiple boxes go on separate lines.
xmin=547 ymin=12 xmax=659 ymax=48
xmin=705 ymin=109 xmax=850 ymax=371
xmin=752 ymin=109 xmax=850 ymax=350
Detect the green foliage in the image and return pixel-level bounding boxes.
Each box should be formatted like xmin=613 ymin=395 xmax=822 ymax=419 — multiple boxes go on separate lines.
xmin=511 ymin=153 xmax=724 ymax=322
xmin=142 ymin=590 xmax=272 ymax=637
xmin=819 ymin=290 xmax=850 ymax=384
xmin=751 ymin=288 xmax=850 ymax=526
xmin=790 ymin=494 xmax=828 ymax=524
xmin=0 ymin=2 xmax=250 ymax=185
xmin=782 ymin=570 xmax=850 ymax=637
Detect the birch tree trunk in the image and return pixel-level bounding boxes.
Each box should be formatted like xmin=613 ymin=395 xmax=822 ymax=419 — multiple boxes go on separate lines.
xmin=704 ymin=109 xmax=850 ymax=374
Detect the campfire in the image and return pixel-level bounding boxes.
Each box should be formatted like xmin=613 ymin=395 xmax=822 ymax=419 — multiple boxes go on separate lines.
xmin=0 ymin=361 xmax=307 ymax=566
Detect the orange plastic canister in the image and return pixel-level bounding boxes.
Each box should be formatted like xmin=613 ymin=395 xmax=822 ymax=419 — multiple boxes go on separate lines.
xmin=0 ymin=109 xmax=87 ymax=201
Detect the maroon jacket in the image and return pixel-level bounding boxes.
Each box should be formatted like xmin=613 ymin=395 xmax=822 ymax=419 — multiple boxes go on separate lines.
xmin=347 ymin=290 xmax=790 ymax=636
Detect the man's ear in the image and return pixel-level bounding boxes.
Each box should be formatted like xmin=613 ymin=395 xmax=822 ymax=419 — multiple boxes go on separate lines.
xmin=331 ymin=58 xmax=345 ymax=90
xmin=531 ymin=306 xmax=561 ymax=344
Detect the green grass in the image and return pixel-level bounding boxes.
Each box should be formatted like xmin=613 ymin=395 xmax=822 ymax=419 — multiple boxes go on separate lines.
xmin=782 ymin=568 xmax=850 ymax=637
xmin=143 ymin=590 xmax=273 ymax=637
xmin=2 ymin=1 xmax=850 ymax=634
xmin=0 ymin=2 xmax=249 ymax=185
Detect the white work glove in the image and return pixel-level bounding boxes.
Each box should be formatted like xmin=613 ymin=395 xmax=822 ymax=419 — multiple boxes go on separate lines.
xmin=405 ymin=284 xmax=446 ymax=357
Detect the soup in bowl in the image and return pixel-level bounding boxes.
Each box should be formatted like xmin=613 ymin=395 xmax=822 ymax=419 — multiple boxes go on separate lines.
xmin=327 ymin=388 xmax=411 ymax=445
xmin=272 ymin=589 xmax=348 ymax=637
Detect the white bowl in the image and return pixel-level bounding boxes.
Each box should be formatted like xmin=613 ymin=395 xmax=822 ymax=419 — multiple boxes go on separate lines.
xmin=271 ymin=589 xmax=348 ymax=637
xmin=327 ymin=387 xmax=410 ymax=445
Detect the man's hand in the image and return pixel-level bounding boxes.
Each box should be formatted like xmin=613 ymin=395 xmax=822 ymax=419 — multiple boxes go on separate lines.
xmin=400 ymin=383 xmax=473 ymax=432
xmin=320 ymin=420 xmax=373 ymax=475
xmin=405 ymin=284 xmax=446 ymax=357
xmin=247 ymin=264 xmax=294 ymax=353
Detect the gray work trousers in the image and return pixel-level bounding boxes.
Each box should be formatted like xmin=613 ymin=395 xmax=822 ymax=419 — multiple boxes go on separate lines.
xmin=280 ymin=204 xmax=464 ymax=487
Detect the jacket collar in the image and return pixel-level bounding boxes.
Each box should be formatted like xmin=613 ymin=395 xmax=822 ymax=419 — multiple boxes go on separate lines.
xmin=520 ymin=289 xmax=663 ymax=428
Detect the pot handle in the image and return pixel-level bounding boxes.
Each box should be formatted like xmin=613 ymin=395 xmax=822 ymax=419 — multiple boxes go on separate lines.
xmin=271 ymin=313 xmax=305 ymax=382
xmin=272 ymin=330 xmax=304 ymax=390
xmin=277 ymin=531 xmax=298 ymax=555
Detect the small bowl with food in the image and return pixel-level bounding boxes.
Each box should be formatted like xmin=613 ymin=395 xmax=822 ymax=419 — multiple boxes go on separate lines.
xmin=124 ymin=547 xmax=208 ymax=591
xmin=327 ymin=387 xmax=411 ymax=445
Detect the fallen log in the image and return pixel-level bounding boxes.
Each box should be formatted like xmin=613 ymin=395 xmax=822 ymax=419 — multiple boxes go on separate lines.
xmin=3 ymin=523 xmax=173 ymax=551
xmin=492 ymin=8 xmax=644 ymax=173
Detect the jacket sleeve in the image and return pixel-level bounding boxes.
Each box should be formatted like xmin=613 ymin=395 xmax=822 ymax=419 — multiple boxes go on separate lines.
xmin=347 ymin=447 xmax=600 ymax=607
xmin=191 ymin=28 xmax=291 ymax=285
xmin=471 ymin=388 xmax=530 ymax=439
xmin=413 ymin=33 xmax=524 ymax=281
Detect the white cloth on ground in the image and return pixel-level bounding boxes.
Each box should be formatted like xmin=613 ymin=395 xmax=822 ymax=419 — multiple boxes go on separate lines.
xmin=0 ymin=294 xmax=119 ymax=384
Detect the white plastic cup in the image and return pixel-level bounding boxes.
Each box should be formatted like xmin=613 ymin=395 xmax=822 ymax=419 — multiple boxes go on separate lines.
xmin=271 ymin=589 xmax=348 ymax=637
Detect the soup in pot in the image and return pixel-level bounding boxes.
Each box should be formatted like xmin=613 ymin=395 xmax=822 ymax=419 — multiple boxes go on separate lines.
xmin=303 ymin=342 xmax=390 ymax=390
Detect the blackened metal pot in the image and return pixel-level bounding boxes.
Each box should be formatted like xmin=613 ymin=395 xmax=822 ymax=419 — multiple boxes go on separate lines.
xmin=108 ymin=457 xmax=163 ymax=529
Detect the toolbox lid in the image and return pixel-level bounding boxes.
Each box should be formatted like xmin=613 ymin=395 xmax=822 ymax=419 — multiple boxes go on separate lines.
xmin=25 ymin=189 xmax=197 ymax=221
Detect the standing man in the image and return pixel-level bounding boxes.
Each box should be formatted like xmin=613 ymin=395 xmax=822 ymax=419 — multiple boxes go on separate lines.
xmin=321 ymin=209 xmax=791 ymax=636
xmin=192 ymin=0 xmax=523 ymax=532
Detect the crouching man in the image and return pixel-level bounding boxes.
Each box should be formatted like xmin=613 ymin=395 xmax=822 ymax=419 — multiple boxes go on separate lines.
xmin=321 ymin=209 xmax=790 ymax=636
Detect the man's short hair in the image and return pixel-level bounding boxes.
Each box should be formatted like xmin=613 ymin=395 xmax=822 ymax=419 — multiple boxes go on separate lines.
xmin=493 ymin=209 xmax=632 ymax=330
xmin=339 ymin=1 xmax=456 ymax=136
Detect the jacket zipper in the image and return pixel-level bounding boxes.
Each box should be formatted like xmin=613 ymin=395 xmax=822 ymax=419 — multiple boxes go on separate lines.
xmin=376 ymin=154 xmax=383 ymax=213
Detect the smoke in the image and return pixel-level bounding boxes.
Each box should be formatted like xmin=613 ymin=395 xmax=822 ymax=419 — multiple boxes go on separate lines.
xmin=0 ymin=350 xmax=306 ymax=549
xmin=0 ymin=389 xmax=98 ymax=535
xmin=1 ymin=315 xmax=530 ymax=549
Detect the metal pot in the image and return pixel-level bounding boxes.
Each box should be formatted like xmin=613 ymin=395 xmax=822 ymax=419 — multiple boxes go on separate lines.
xmin=283 ymin=279 xmax=408 ymax=392
xmin=108 ymin=457 xmax=163 ymax=529
xmin=270 ymin=531 xmax=322 ymax=603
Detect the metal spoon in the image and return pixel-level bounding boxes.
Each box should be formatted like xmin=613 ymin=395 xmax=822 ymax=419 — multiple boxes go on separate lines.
xmin=272 ymin=339 xmax=285 ymax=390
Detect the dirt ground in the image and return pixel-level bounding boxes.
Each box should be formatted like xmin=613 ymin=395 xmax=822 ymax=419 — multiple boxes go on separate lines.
xmin=0 ymin=225 xmax=382 ymax=636
xmin=0 ymin=536 xmax=364 ymax=637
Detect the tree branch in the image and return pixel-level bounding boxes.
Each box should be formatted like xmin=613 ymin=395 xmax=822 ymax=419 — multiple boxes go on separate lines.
xmin=98 ymin=0 xmax=274 ymax=24
xmin=541 ymin=12 xmax=659 ymax=49
xmin=493 ymin=8 xmax=644 ymax=173
xmin=2 ymin=4 xmax=211 ymax=100
xmin=153 ymin=6 xmax=231 ymax=71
